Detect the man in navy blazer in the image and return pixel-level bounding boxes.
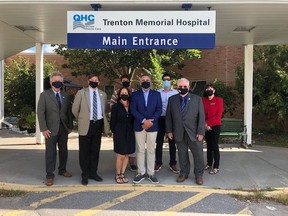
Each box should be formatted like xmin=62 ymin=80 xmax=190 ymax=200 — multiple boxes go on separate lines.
xmin=130 ymin=75 xmax=162 ymax=184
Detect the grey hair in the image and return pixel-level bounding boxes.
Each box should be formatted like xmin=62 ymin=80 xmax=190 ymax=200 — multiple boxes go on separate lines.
xmin=50 ymin=71 xmax=64 ymax=82
xmin=177 ymin=78 xmax=190 ymax=86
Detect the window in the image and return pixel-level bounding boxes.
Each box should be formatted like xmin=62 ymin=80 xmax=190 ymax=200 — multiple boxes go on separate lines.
xmin=190 ymin=80 xmax=206 ymax=96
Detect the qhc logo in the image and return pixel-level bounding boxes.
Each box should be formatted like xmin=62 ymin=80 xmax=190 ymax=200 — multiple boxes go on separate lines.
xmin=73 ymin=14 xmax=95 ymax=30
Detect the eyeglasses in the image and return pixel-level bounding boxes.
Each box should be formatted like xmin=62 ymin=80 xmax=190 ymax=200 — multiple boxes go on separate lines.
xmin=163 ymin=79 xmax=170 ymax=81
xmin=178 ymin=86 xmax=188 ymax=89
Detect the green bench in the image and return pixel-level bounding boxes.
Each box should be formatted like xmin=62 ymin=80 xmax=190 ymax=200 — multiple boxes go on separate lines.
xmin=220 ymin=118 xmax=248 ymax=148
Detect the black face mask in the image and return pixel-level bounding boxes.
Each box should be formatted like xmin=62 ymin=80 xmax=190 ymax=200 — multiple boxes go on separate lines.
xmin=178 ymin=88 xmax=189 ymax=95
xmin=52 ymin=81 xmax=63 ymax=89
xmin=122 ymin=81 xmax=130 ymax=88
xmin=89 ymin=81 xmax=98 ymax=88
xmin=120 ymin=94 xmax=129 ymax=101
xmin=206 ymin=90 xmax=214 ymax=96
xmin=141 ymin=81 xmax=150 ymax=89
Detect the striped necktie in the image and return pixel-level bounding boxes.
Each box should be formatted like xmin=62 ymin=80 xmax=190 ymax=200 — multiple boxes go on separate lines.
xmin=93 ymin=91 xmax=97 ymax=120
xmin=56 ymin=92 xmax=61 ymax=109
xmin=180 ymin=97 xmax=185 ymax=113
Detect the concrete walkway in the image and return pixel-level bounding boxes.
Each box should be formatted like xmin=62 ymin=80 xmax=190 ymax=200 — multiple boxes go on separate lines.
xmin=0 ymin=128 xmax=288 ymax=190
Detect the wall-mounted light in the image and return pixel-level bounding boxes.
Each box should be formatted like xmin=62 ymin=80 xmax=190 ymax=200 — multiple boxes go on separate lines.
xmin=14 ymin=25 xmax=40 ymax=32
xmin=233 ymin=26 xmax=255 ymax=33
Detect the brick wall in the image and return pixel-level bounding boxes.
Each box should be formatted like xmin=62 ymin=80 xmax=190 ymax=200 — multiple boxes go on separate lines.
xmin=179 ymin=46 xmax=244 ymax=85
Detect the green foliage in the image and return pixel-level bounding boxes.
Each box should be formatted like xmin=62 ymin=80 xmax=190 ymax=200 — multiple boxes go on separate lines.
xmin=4 ymin=56 xmax=35 ymax=116
xmin=212 ymin=79 xmax=238 ymax=115
xmin=143 ymin=50 xmax=165 ymax=90
xmin=234 ymin=65 xmax=244 ymax=96
xmin=52 ymin=45 xmax=201 ymax=86
xmin=143 ymin=49 xmax=201 ymax=90
xmin=235 ymin=45 xmax=288 ymax=132
xmin=4 ymin=56 xmax=56 ymax=116
xmin=17 ymin=111 xmax=36 ymax=129
xmin=52 ymin=45 xmax=151 ymax=82
xmin=0 ymin=188 xmax=26 ymax=197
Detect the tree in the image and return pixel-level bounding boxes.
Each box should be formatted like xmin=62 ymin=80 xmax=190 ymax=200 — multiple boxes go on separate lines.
xmin=4 ymin=56 xmax=56 ymax=116
xmin=51 ymin=45 xmax=201 ymax=86
xmin=212 ymin=79 xmax=238 ymax=116
xmin=144 ymin=49 xmax=200 ymax=89
xmin=52 ymin=45 xmax=152 ymax=82
xmin=235 ymin=45 xmax=288 ymax=132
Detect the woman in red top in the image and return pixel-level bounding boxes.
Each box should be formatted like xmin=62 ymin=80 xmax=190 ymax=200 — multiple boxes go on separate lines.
xmin=202 ymin=84 xmax=224 ymax=174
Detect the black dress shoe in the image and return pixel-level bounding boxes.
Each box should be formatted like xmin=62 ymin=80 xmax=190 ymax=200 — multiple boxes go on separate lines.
xmin=81 ymin=178 xmax=88 ymax=185
xmin=89 ymin=174 xmax=103 ymax=182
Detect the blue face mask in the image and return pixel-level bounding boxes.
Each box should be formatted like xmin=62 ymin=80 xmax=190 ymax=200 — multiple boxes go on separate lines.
xmin=163 ymin=80 xmax=171 ymax=88
xmin=52 ymin=81 xmax=63 ymax=89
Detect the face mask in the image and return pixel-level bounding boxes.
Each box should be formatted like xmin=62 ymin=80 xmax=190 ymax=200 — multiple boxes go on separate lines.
xmin=141 ymin=81 xmax=150 ymax=89
xmin=122 ymin=81 xmax=130 ymax=88
xmin=178 ymin=88 xmax=189 ymax=95
xmin=163 ymin=80 xmax=171 ymax=88
xmin=206 ymin=90 xmax=214 ymax=96
xmin=89 ymin=81 xmax=98 ymax=88
xmin=52 ymin=81 xmax=63 ymax=89
xmin=120 ymin=94 xmax=129 ymax=101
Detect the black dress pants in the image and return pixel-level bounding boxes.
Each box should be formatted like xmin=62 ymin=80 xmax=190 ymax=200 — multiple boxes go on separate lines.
xmin=45 ymin=124 xmax=68 ymax=179
xmin=205 ymin=125 xmax=221 ymax=169
xmin=155 ymin=117 xmax=177 ymax=166
xmin=79 ymin=119 xmax=103 ymax=179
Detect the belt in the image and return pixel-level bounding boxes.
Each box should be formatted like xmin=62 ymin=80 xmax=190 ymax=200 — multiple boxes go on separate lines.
xmin=90 ymin=119 xmax=103 ymax=123
xmin=159 ymin=116 xmax=166 ymax=119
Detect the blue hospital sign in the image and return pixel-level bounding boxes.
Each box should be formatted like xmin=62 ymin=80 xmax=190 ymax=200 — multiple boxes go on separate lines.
xmin=67 ymin=11 xmax=216 ymax=49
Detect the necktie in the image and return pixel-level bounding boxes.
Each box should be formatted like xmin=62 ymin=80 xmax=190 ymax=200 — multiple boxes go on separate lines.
xmin=56 ymin=92 xmax=61 ymax=109
xmin=93 ymin=91 xmax=97 ymax=120
xmin=180 ymin=98 xmax=185 ymax=113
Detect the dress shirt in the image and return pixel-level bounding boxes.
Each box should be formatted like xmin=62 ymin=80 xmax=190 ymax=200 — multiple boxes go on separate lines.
xmin=89 ymin=88 xmax=103 ymax=120
xmin=142 ymin=89 xmax=150 ymax=107
xmin=158 ymin=88 xmax=178 ymax=116
xmin=52 ymin=90 xmax=62 ymax=103
xmin=179 ymin=94 xmax=188 ymax=110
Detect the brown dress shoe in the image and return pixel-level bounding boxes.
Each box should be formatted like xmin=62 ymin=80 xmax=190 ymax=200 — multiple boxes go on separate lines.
xmin=59 ymin=171 xmax=72 ymax=177
xmin=45 ymin=178 xmax=53 ymax=186
xmin=195 ymin=177 xmax=203 ymax=185
xmin=177 ymin=174 xmax=188 ymax=183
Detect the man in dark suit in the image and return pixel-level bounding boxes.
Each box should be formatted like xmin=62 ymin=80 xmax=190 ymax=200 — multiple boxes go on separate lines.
xmin=130 ymin=75 xmax=162 ymax=184
xmin=72 ymin=75 xmax=109 ymax=185
xmin=166 ymin=78 xmax=205 ymax=185
xmin=37 ymin=71 xmax=73 ymax=186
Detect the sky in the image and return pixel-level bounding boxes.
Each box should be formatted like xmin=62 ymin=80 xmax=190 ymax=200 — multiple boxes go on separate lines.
xmin=22 ymin=44 xmax=55 ymax=53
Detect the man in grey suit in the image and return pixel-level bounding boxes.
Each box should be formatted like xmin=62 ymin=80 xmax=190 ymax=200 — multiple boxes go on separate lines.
xmin=37 ymin=71 xmax=73 ymax=186
xmin=166 ymin=78 xmax=205 ymax=185
xmin=72 ymin=75 xmax=109 ymax=185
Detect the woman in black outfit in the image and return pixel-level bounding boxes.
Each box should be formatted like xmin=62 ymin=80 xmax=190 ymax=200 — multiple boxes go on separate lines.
xmin=110 ymin=87 xmax=135 ymax=183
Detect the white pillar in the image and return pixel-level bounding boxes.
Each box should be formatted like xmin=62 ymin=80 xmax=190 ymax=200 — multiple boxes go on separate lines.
xmin=0 ymin=60 xmax=4 ymax=129
xmin=244 ymin=44 xmax=254 ymax=146
xmin=36 ymin=43 xmax=44 ymax=144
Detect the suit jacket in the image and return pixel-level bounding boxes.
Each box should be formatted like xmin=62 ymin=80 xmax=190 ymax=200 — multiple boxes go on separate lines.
xmin=130 ymin=89 xmax=162 ymax=132
xmin=166 ymin=93 xmax=205 ymax=142
xmin=72 ymin=87 xmax=109 ymax=136
xmin=37 ymin=89 xmax=73 ymax=136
